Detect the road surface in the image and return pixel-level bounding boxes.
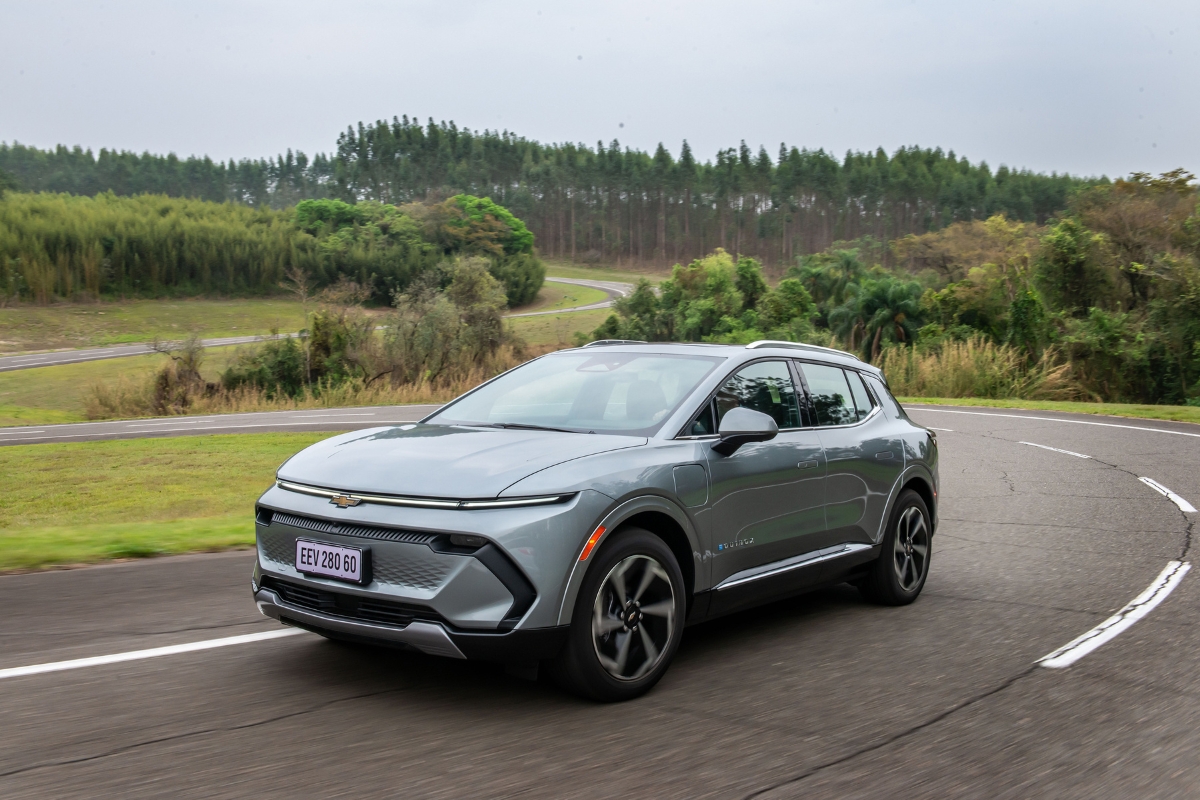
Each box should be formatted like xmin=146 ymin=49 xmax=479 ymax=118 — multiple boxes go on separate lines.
xmin=3 ymin=404 xmax=1200 ymax=797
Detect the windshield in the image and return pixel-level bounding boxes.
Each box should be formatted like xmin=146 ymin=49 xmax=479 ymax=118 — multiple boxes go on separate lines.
xmin=429 ymin=351 xmax=724 ymax=435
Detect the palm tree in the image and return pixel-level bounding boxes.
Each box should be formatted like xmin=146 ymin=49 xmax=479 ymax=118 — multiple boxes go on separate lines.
xmin=828 ymin=276 xmax=923 ymax=360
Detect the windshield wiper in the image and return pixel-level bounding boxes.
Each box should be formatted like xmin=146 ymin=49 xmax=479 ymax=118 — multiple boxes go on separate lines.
xmin=480 ymin=422 xmax=580 ymax=434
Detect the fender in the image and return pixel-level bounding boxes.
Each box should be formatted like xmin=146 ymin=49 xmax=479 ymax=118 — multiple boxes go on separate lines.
xmin=872 ymin=463 xmax=938 ymax=544
xmin=554 ymin=493 xmax=703 ymax=627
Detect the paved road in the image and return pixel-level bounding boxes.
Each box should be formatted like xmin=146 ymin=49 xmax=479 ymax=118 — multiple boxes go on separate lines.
xmin=3 ymin=404 xmax=1200 ymax=797
xmin=507 ymin=277 xmax=633 ymax=317
xmin=0 ymin=277 xmax=632 ymax=373
xmin=0 ymin=333 xmax=298 ymax=373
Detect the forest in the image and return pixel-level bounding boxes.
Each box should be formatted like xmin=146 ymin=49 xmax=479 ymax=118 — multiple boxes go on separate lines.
xmin=591 ymin=170 xmax=1200 ymax=405
xmin=0 ymin=191 xmax=543 ymax=306
xmin=0 ymin=117 xmax=1098 ymax=269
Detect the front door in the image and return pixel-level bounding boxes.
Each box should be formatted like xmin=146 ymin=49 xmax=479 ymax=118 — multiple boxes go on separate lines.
xmin=703 ymin=360 xmax=828 ymax=608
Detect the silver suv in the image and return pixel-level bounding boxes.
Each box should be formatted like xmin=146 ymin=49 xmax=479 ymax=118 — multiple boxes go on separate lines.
xmin=253 ymin=341 xmax=939 ymax=701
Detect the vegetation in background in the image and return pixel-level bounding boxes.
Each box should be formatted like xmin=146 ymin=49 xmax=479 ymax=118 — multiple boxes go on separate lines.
xmin=86 ymin=259 xmax=536 ymax=419
xmin=2 ymin=119 xmax=1101 ymax=270
xmin=0 ymin=191 xmax=543 ymax=306
xmin=586 ymin=170 xmax=1200 ymax=405
xmin=0 ymin=432 xmax=327 ymax=570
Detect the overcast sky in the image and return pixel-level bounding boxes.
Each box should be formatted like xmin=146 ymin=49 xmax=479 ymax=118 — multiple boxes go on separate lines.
xmin=2 ymin=1 xmax=1196 ymax=179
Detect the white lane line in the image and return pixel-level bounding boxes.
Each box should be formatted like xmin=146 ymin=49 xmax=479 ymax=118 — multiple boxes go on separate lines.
xmin=0 ymin=430 xmax=45 ymax=435
xmin=1040 ymin=561 xmax=1191 ymax=668
xmin=909 ymin=407 xmax=1200 ymax=439
xmin=1019 ymin=441 xmax=1091 ymax=459
xmin=927 ymin=427 xmax=954 ymax=432
xmin=0 ymin=421 xmax=413 ymax=442
xmin=1139 ymin=478 xmax=1198 ymax=513
xmin=0 ymin=628 xmax=306 ymax=681
xmin=293 ymin=412 xmax=378 ymax=418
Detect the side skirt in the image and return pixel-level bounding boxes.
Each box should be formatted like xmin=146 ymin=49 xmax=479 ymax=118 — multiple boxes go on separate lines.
xmin=700 ymin=543 xmax=880 ymax=621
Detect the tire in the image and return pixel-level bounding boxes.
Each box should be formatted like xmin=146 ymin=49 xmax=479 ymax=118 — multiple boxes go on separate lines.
xmin=858 ymin=489 xmax=932 ymax=606
xmin=549 ymin=527 xmax=686 ymax=702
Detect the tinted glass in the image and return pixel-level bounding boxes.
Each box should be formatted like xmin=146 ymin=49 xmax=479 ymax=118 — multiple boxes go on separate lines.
xmin=864 ymin=373 xmax=907 ymax=420
xmin=430 ymin=352 xmax=722 ymax=435
xmin=715 ymin=361 xmax=802 ymax=429
xmin=688 ymin=401 xmax=716 ymax=436
xmin=846 ymin=370 xmax=875 ymax=420
xmin=800 ymin=363 xmax=858 ymax=426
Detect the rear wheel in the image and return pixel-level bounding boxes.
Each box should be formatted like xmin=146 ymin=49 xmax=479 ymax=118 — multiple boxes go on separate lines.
xmin=858 ymin=489 xmax=931 ymax=606
xmin=549 ymin=527 xmax=686 ymax=702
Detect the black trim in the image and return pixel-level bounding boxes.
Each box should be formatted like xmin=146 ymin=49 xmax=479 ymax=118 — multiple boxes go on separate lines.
xmin=262 ymin=576 xmax=444 ymax=627
xmin=448 ymin=626 xmax=569 ymax=661
xmin=473 ymin=543 xmax=538 ymax=631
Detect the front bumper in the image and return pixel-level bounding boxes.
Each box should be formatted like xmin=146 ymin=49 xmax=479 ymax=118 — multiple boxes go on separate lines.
xmin=254 ymin=582 xmax=568 ymax=661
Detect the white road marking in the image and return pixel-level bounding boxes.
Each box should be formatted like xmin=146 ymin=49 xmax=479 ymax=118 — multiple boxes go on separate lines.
xmin=909 ymin=407 xmax=1200 ymax=439
xmin=0 ymin=628 xmax=307 ymax=681
xmin=0 ymin=430 xmax=45 ymax=435
xmin=927 ymin=427 xmax=954 ymax=432
xmin=293 ymin=412 xmax=378 ymax=418
xmin=1139 ymin=478 xmax=1198 ymax=513
xmin=1019 ymin=441 xmax=1091 ymax=459
xmin=1039 ymin=561 xmax=1191 ymax=668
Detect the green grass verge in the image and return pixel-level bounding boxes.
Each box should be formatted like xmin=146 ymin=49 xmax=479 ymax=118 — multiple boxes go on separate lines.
xmin=898 ymin=397 xmax=1200 ymax=426
xmin=544 ymin=262 xmax=668 ymax=285
xmin=507 ymin=281 xmax=608 ymax=315
xmin=0 ymin=344 xmax=243 ymax=422
xmin=0 ymin=432 xmax=329 ymax=571
xmin=509 ymin=308 xmax=614 ymax=346
xmin=0 ymin=298 xmax=308 ymax=353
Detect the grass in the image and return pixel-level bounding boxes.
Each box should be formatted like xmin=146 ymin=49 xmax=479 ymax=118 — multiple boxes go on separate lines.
xmin=0 ymin=432 xmax=330 ymax=571
xmin=0 ymin=297 xmax=308 ymax=353
xmin=544 ymin=261 xmax=669 ymax=285
xmin=0 ymin=345 xmax=243 ymax=424
xmin=509 ymin=308 xmax=613 ymax=346
xmin=507 ymin=281 xmax=608 ymax=315
xmin=898 ymin=396 xmax=1200 ymax=426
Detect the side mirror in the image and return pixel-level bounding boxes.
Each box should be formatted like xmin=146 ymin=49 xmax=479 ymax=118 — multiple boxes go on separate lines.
xmin=711 ymin=407 xmax=779 ymax=456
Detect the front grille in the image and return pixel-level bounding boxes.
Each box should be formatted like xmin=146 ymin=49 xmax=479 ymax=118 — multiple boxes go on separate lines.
xmin=257 ymin=525 xmax=458 ymax=591
xmin=263 ymin=577 xmax=445 ymax=629
xmin=268 ymin=512 xmax=438 ymax=545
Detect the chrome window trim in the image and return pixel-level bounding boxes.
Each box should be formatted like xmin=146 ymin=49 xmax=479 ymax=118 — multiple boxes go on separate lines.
xmin=276 ymin=480 xmax=574 ymax=510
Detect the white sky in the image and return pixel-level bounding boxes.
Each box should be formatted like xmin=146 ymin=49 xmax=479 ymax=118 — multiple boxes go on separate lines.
xmin=1 ymin=0 xmax=1196 ymax=179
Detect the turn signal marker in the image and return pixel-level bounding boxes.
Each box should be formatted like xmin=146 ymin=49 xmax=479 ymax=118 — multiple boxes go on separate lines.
xmin=579 ymin=526 xmax=606 ymax=561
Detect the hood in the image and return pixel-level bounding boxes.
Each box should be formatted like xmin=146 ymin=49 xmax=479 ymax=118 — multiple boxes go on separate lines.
xmin=277 ymin=423 xmax=646 ymax=499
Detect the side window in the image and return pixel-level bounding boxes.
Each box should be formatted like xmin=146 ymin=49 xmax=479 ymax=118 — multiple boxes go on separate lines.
xmin=864 ymin=374 xmax=908 ymax=421
xmin=799 ymin=363 xmax=858 ymax=426
xmin=846 ymin=370 xmax=875 ymax=421
xmin=715 ymin=361 xmax=802 ymax=430
xmin=688 ymin=401 xmax=716 ymax=436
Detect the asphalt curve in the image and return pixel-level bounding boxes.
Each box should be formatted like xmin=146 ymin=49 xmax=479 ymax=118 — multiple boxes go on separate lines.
xmin=0 ymin=278 xmax=632 ymax=373
xmin=3 ymin=405 xmax=1200 ymax=797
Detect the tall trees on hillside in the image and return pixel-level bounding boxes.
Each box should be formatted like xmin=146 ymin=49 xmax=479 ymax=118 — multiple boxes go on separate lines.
xmin=1 ymin=117 xmax=1100 ymax=268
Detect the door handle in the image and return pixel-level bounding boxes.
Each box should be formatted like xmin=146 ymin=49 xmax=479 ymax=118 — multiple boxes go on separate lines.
xmin=875 ymin=451 xmax=894 ymax=460
xmin=797 ymin=460 xmax=817 ymax=469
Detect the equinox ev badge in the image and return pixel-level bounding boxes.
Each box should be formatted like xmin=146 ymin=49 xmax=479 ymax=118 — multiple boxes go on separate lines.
xmin=329 ymin=494 xmax=361 ymax=509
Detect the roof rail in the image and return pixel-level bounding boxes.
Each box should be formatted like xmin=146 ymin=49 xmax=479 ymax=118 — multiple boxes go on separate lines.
xmin=582 ymin=339 xmax=649 ymax=348
xmin=744 ymin=340 xmax=861 ymax=361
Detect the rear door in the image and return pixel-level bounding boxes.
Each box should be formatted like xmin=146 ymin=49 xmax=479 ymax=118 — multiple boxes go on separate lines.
xmin=701 ymin=360 xmax=828 ymax=597
xmin=796 ymin=361 xmax=904 ymax=546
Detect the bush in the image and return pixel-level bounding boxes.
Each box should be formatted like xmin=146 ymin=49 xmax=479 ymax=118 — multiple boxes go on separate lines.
xmin=877 ymin=337 xmax=1084 ymax=400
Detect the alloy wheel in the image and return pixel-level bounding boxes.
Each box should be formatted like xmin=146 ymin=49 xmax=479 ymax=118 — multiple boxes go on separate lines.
xmin=892 ymin=505 xmax=930 ymax=592
xmin=591 ymin=554 xmax=676 ymax=681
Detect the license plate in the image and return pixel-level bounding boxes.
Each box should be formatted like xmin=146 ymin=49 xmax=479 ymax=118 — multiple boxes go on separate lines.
xmin=295 ymin=539 xmax=367 ymax=584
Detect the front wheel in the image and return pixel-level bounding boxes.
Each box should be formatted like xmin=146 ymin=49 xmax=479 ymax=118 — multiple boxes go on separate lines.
xmin=858 ymin=489 xmax=932 ymax=606
xmin=549 ymin=527 xmax=686 ymax=702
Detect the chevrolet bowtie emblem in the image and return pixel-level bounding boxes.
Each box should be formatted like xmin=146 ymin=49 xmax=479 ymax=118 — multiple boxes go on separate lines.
xmin=329 ymin=494 xmax=361 ymax=508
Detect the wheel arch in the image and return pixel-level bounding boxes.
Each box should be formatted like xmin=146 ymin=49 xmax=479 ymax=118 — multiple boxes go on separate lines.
xmin=873 ymin=464 xmax=938 ymax=544
xmin=555 ymin=495 xmax=701 ymax=627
